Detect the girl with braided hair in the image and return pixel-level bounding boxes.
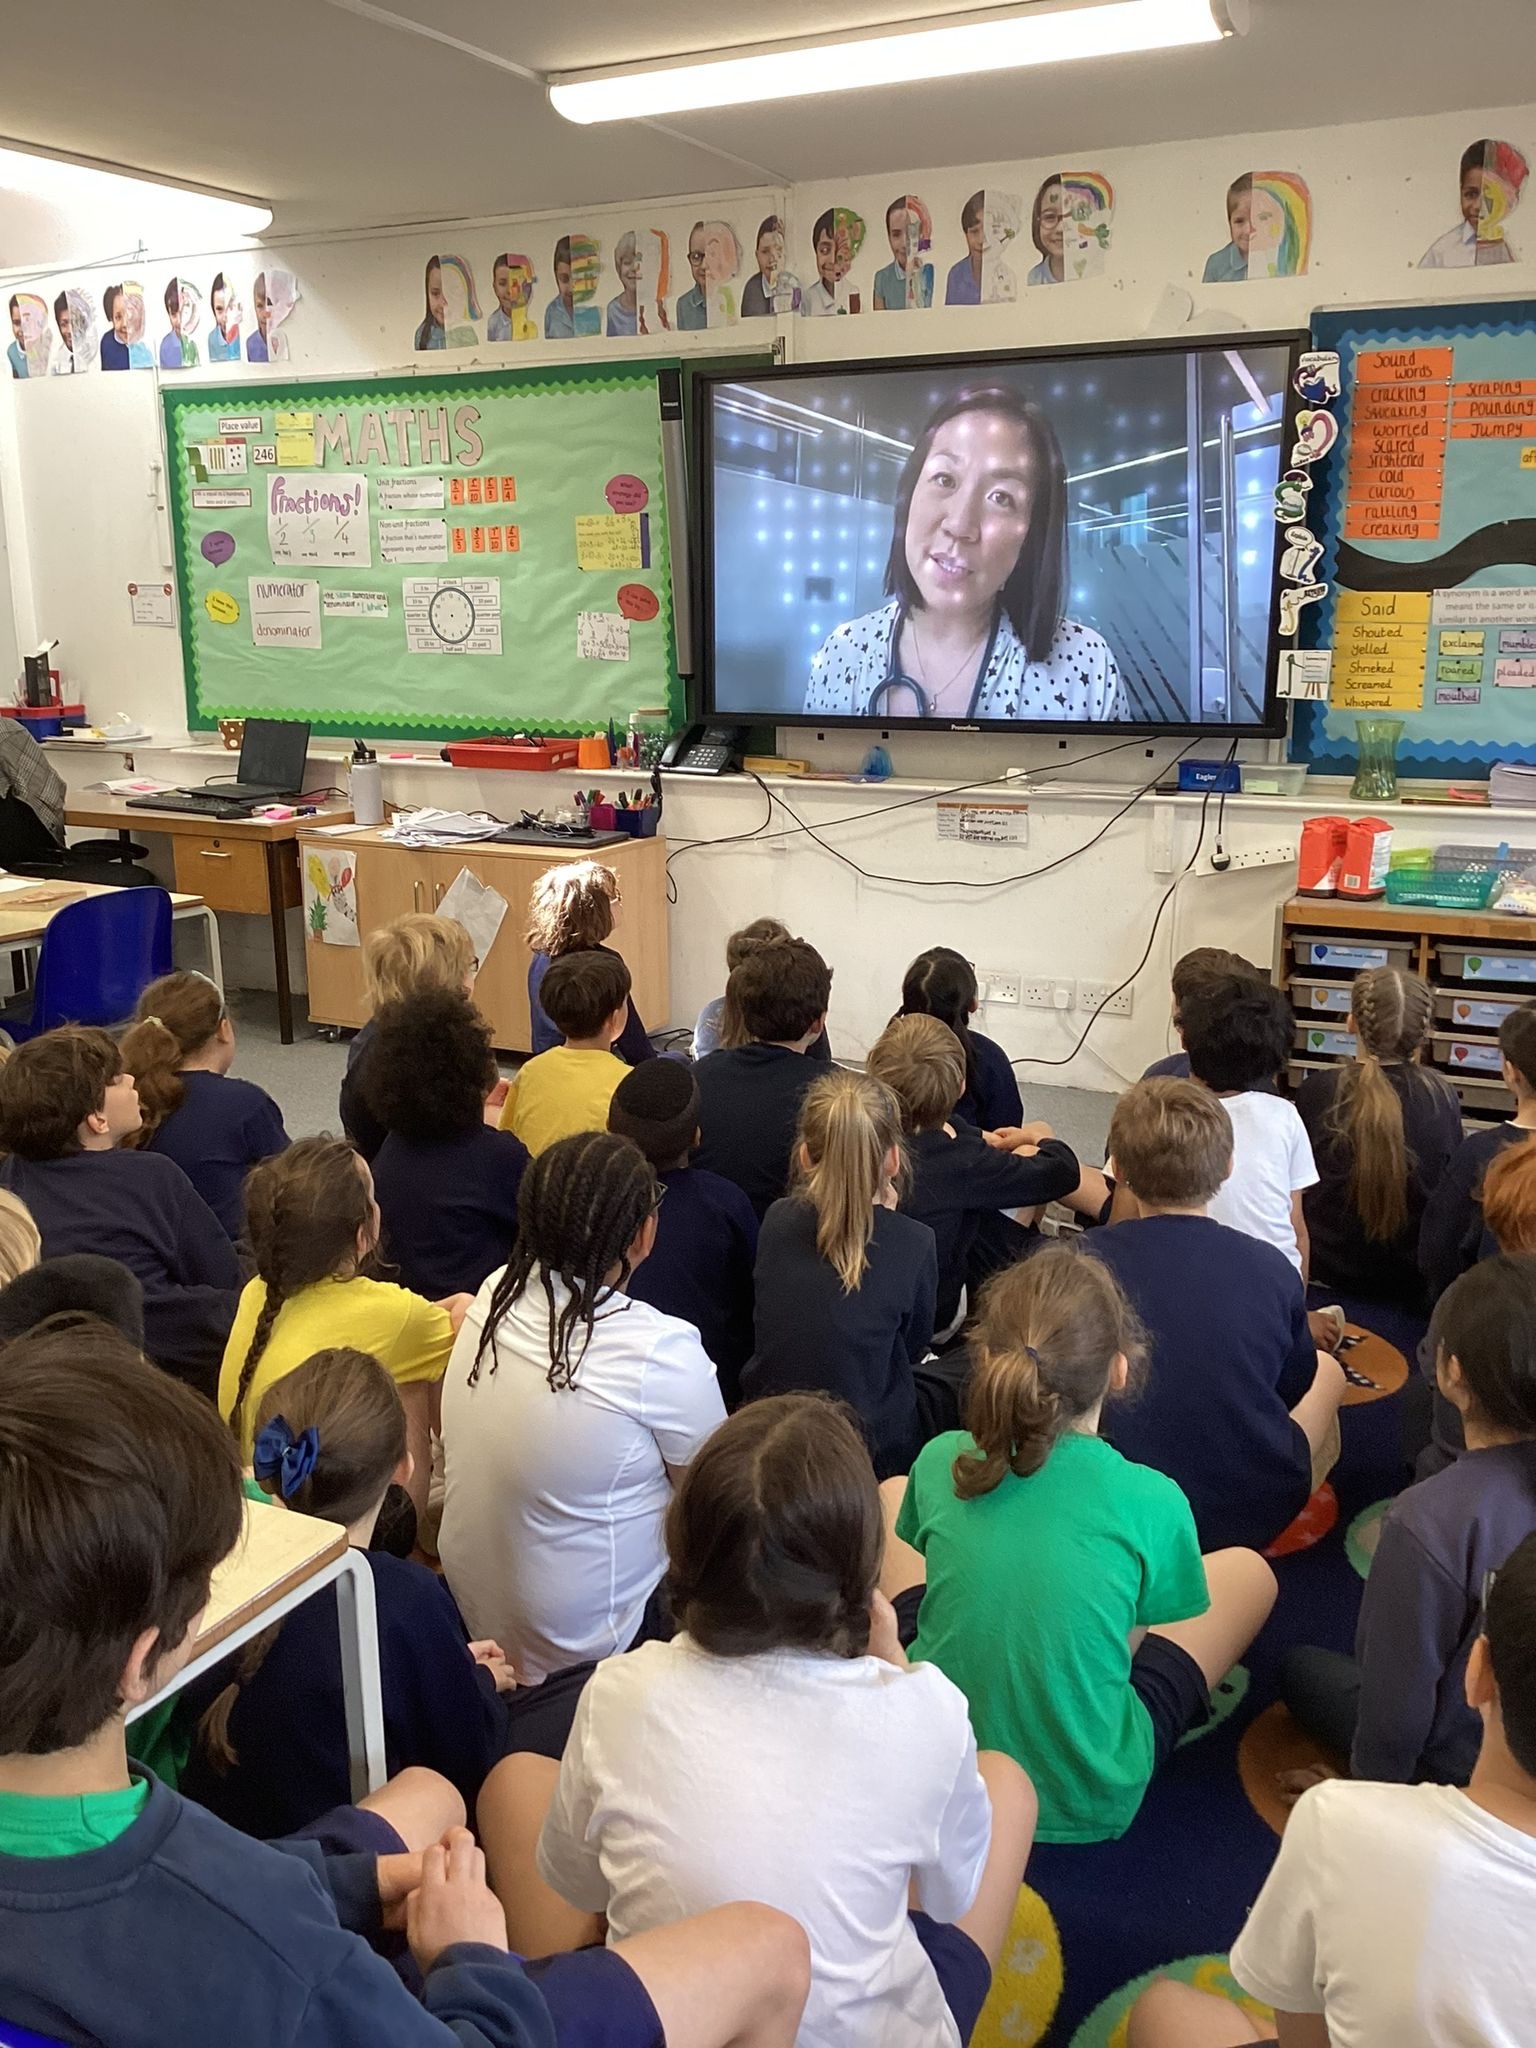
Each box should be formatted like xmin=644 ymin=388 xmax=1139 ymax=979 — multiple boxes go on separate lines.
xmin=882 ymin=1242 xmax=1277 ymax=1844
xmin=217 ymin=1137 xmax=460 ymax=1513
xmin=1296 ymin=966 xmax=1463 ymax=1308
xmin=439 ymin=1130 xmax=724 ymax=1683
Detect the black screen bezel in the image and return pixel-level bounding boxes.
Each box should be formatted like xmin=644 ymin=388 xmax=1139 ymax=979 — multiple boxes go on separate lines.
xmin=695 ymin=329 xmax=1308 ymax=739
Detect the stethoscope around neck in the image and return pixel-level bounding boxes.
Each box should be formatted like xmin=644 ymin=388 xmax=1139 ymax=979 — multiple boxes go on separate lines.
xmin=863 ymin=604 xmax=1002 ymax=720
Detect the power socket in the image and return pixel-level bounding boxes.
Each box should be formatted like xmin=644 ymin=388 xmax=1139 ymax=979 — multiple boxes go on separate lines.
xmin=1077 ymin=979 xmax=1135 ymax=1018
xmin=1022 ymin=980 xmax=1074 ymax=1011
xmin=978 ymin=970 xmax=1021 ymax=1006
xmin=1224 ymin=843 xmax=1297 ymax=872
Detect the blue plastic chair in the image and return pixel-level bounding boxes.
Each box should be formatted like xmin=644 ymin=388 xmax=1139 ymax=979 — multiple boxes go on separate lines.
xmin=3 ymin=887 xmax=173 ymax=1040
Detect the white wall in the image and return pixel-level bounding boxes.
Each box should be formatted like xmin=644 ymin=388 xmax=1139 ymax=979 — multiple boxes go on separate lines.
xmin=9 ymin=98 xmax=1536 ymax=1078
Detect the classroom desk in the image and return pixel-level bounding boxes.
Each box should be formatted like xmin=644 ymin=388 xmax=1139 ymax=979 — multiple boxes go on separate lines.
xmin=0 ymin=878 xmax=222 ymax=996
xmin=127 ymin=1497 xmax=387 ymax=1802
xmin=64 ymin=797 xmax=354 ymax=1044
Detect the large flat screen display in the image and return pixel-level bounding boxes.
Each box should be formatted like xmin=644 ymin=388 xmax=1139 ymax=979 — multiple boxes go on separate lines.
xmin=700 ymin=335 xmax=1303 ymax=734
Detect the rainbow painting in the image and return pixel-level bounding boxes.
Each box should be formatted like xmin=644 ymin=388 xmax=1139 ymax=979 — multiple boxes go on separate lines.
xmin=1249 ymin=171 xmax=1313 ymax=277
xmin=1061 ymin=170 xmax=1115 ymax=278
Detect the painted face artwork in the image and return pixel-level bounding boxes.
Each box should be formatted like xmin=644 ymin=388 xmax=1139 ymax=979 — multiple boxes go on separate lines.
xmin=56 ymin=301 xmax=72 ymax=349
xmin=254 ymin=278 xmax=271 ymax=336
xmin=110 ymin=290 xmax=129 ymax=341
xmin=1036 ymin=182 xmax=1067 ymax=262
xmin=904 ymin=408 xmax=1036 ymax=623
xmin=428 ymin=265 xmax=447 ymax=326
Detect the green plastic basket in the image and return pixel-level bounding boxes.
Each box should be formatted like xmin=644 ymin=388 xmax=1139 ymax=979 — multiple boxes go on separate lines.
xmin=1383 ymin=868 xmax=1497 ymax=910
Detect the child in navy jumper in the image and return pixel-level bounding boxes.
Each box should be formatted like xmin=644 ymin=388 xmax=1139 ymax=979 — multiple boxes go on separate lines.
xmin=608 ymin=1058 xmax=758 ymax=1405
xmin=121 ymin=971 xmax=288 ymax=1239
xmin=341 ymin=914 xmax=480 ymax=1164
xmin=1420 ymin=1003 xmax=1536 ymax=1305
xmin=897 ymin=947 xmax=1022 ymax=1132
xmin=0 ymin=1319 xmax=813 ymax=2048
xmin=367 ymin=988 xmax=528 ymax=1299
xmin=184 ymin=1349 xmax=579 ymax=1836
xmin=692 ymin=916 xmax=833 ymax=1065
xmin=0 ymin=1026 xmax=239 ymax=1398
xmin=743 ymin=1069 xmax=941 ymax=1478
xmin=1087 ymin=1079 xmax=1346 ymax=1552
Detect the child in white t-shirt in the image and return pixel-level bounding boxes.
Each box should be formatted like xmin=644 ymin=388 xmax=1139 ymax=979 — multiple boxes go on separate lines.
xmin=1125 ymin=1528 xmax=1536 ymax=2048
xmin=1181 ymin=973 xmax=1317 ymax=1274
xmin=476 ymin=1394 xmax=1037 ymax=2048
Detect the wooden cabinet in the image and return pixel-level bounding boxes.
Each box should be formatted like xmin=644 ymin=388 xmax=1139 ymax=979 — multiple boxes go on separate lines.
xmin=173 ymin=833 xmax=297 ymax=917
xmin=300 ymin=828 xmax=669 ymax=1053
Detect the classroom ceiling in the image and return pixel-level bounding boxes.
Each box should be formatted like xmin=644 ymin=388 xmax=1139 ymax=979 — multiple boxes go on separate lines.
xmin=0 ymin=0 xmax=1532 ymax=251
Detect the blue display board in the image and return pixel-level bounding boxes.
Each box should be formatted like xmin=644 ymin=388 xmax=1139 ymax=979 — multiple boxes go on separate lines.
xmin=1294 ymin=298 xmax=1536 ymax=777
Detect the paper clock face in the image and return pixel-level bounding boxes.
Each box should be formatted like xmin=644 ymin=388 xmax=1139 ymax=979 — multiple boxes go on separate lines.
xmin=427 ymin=584 xmax=477 ymax=645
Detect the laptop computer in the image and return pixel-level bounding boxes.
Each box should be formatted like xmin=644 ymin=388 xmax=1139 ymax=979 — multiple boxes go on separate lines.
xmin=127 ymin=718 xmax=312 ymax=815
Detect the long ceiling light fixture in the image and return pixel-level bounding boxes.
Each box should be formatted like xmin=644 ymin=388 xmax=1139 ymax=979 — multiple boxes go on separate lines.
xmin=549 ymin=0 xmax=1248 ymax=124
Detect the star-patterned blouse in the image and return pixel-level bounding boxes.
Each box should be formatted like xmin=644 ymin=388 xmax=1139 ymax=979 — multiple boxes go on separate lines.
xmin=804 ymin=599 xmax=1127 ymax=722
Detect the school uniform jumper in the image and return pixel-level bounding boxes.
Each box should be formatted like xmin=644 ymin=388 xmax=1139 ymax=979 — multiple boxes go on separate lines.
xmin=144 ymin=1067 xmax=289 ymax=1240
xmin=624 ymin=1163 xmax=759 ymax=1402
xmin=1419 ymin=1122 xmax=1534 ymax=1305
xmin=692 ymin=1042 xmax=827 ymax=1219
xmin=905 ymin=1124 xmax=1080 ymax=1332
xmin=372 ymin=1125 xmax=528 ymax=1298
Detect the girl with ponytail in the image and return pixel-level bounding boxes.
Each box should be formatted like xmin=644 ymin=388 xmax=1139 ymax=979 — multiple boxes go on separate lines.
xmin=900 ymin=945 xmax=1023 ymax=1131
xmin=217 ymin=1137 xmax=460 ymax=1513
xmin=742 ymin=1069 xmax=942 ymax=1477
xmin=439 ymin=1130 xmax=725 ymax=1682
xmin=120 ymin=972 xmax=288 ymax=1239
xmin=186 ymin=1348 xmax=579 ymax=1839
xmin=883 ymin=1241 xmax=1277 ymax=1844
xmin=1296 ymin=966 xmax=1463 ymax=1306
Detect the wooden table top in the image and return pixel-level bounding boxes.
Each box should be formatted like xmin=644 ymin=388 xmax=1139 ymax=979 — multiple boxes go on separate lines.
xmin=67 ymin=795 xmax=354 ymax=842
xmin=0 ymin=877 xmax=204 ymax=944
xmin=192 ymin=1497 xmax=349 ymax=1658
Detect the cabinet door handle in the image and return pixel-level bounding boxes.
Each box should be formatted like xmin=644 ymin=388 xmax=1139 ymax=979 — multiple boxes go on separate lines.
xmin=413 ymin=880 xmax=423 ymax=910
xmin=198 ymin=849 xmax=233 ymax=860
xmin=433 ymin=881 xmax=445 ymax=906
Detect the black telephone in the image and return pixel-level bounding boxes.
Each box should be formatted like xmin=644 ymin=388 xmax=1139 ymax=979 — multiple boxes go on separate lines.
xmin=659 ymin=722 xmax=746 ymax=775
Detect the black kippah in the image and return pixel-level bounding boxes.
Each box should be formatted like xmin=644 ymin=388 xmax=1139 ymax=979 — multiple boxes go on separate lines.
xmin=611 ymin=1057 xmax=699 ymax=1124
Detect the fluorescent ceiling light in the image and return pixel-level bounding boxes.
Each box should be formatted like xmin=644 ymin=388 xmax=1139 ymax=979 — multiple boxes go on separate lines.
xmin=0 ymin=140 xmax=272 ymax=260
xmin=549 ymin=0 xmax=1247 ymax=124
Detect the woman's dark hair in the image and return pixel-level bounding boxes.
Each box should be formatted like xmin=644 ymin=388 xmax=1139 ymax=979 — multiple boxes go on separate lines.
xmin=0 ymin=1027 xmax=122 ymax=1160
xmin=414 ymin=254 xmax=443 ymax=350
xmin=472 ymin=1130 xmax=658 ymax=1393
xmin=956 ymin=1242 xmax=1145 ymax=1496
xmin=667 ymin=1394 xmax=881 ymax=1659
xmin=961 ymin=190 xmax=984 ymax=233
xmin=0 ymin=1321 xmax=242 ymax=1756
xmin=230 ymin=1139 xmax=374 ymax=1438
xmin=201 ymin=1348 xmax=405 ymax=1770
xmin=883 ymin=386 xmax=1068 ymax=663
xmin=363 ymin=987 xmax=496 ymax=1140
xmin=899 ymin=947 xmax=980 ymax=1100
xmin=120 ymin=972 xmax=226 ymax=1145
xmin=1431 ymin=1253 xmax=1536 ymax=1437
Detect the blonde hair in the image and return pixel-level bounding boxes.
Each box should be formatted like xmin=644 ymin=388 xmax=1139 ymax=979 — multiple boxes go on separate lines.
xmin=866 ymin=1014 xmax=966 ymax=1133
xmin=0 ymin=1189 xmax=41 ymax=1285
xmin=956 ymin=1243 xmax=1145 ymax=1496
xmin=793 ymin=1069 xmax=906 ymax=1293
xmin=525 ymin=861 xmax=619 ymax=957
xmin=1328 ymin=968 xmax=1450 ymax=1242
xmin=361 ymin=913 xmax=475 ymax=1012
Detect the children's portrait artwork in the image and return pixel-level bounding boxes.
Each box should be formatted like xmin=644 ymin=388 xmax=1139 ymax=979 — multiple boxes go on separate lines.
xmin=488 ymin=252 xmax=538 ymax=342
xmin=207 ymin=271 xmax=242 ymax=361
xmin=159 ymin=278 xmax=202 ymax=370
xmin=1203 ymin=171 xmax=1312 ymax=281
xmin=6 ymin=293 xmax=49 ymax=379
xmin=1029 ymin=171 xmax=1115 ymax=284
xmin=1420 ymin=138 xmax=1529 ymax=268
xmin=700 ymin=219 xmax=742 ymax=328
xmin=741 ymin=213 xmax=800 ymax=317
xmin=248 ymin=268 xmax=298 ymax=362
xmin=49 ymin=286 xmax=95 ymax=375
xmin=414 ymin=255 xmax=480 ymax=350
xmin=800 ymin=206 xmax=866 ymax=317
xmin=980 ymin=189 xmax=1021 ymax=303
xmin=873 ymin=194 xmax=934 ymax=311
xmin=99 ymin=280 xmax=152 ymax=370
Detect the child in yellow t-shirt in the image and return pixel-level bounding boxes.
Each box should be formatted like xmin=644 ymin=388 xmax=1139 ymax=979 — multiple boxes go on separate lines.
xmin=501 ymin=950 xmax=632 ymax=1156
xmin=218 ymin=1137 xmax=461 ymax=1511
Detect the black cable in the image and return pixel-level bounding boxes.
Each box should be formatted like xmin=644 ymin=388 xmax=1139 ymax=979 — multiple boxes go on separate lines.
xmin=663 ymin=774 xmax=777 ymax=904
xmin=1015 ymin=786 xmax=1215 ymax=1069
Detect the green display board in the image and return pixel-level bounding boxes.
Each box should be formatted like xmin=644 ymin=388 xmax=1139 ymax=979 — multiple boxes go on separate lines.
xmin=163 ymin=362 xmax=683 ymax=739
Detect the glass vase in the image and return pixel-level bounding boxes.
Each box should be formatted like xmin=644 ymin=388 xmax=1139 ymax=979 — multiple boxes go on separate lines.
xmin=1351 ymin=718 xmax=1403 ymax=802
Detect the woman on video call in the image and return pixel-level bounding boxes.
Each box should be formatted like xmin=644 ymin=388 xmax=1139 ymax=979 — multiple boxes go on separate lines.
xmin=804 ymin=386 xmax=1126 ymax=722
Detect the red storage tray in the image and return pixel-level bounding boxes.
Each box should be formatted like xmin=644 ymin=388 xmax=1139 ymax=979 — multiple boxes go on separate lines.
xmin=442 ymin=737 xmax=580 ymax=772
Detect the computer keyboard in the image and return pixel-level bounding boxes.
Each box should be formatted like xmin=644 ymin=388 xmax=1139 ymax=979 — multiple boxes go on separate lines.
xmin=124 ymin=791 xmax=255 ymax=820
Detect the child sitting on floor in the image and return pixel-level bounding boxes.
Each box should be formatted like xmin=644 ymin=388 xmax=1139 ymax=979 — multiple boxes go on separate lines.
xmin=742 ymin=1068 xmax=941 ymax=1478
xmin=898 ymin=946 xmax=1022 ymax=1132
xmin=1131 ymin=1529 xmax=1536 ymax=2048
xmin=440 ymin=1131 xmax=725 ymax=1682
xmin=367 ymin=987 xmax=527 ymax=1299
xmin=608 ymin=1059 xmax=759 ymax=1404
xmin=866 ymin=1013 xmax=1081 ymax=1336
xmin=477 ymin=1393 xmax=1036 ymax=2048
xmin=1179 ymin=972 xmax=1318 ymax=1273
xmin=1141 ymin=946 xmax=1265 ymax=1083
xmin=1295 ymin=966 xmax=1463 ymax=1310
xmin=1282 ymin=1253 xmax=1536 ymax=1788
xmin=120 ymin=971 xmax=288 ymax=1241
xmin=500 ymin=950 xmax=631 ymax=1156
xmin=1421 ymin=1003 xmax=1536 ymax=1305
xmin=526 ymin=859 xmax=655 ymax=1067
xmin=0 ymin=1318 xmax=812 ymax=2048
xmin=340 ymin=911 xmax=479 ymax=1163
xmin=0 ymin=1186 xmax=39 ymax=1284
xmin=692 ymin=916 xmax=833 ymax=1064
xmin=884 ymin=1243 xmax=1277 ymax=1845
xmin=219 ymin=1137 xmax=457 ymax=1514
xmin=1088 ymin=1079 xmax=1345 ymax=1552
xmin=184 ymin=1349 xmax=583 ymax=1838
xmin=0 ymin=1026 xmax=239 ymax=1398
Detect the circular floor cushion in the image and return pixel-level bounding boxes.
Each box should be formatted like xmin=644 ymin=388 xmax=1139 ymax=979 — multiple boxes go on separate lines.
xmin=972 ymin=1884 xmax=1063 ymax=2048
xmin=1237 ymin=1702 xmax=1344 ymax=1837
xmin=1068 ymin=1954 xmax=1273 ymax=2048
xmin=1346 ymin=1498 xmax=1393 ymax=1580
xmin=1264 ymin=1481 xmax=1339 ymax=1559
xmin=1338 ymin=1325 xmax=1409 ymax=1406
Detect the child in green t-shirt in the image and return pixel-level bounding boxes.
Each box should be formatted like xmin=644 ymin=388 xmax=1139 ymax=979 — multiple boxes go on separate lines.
xmin=883 ymin=1241 xmax=1278 ymax=1844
